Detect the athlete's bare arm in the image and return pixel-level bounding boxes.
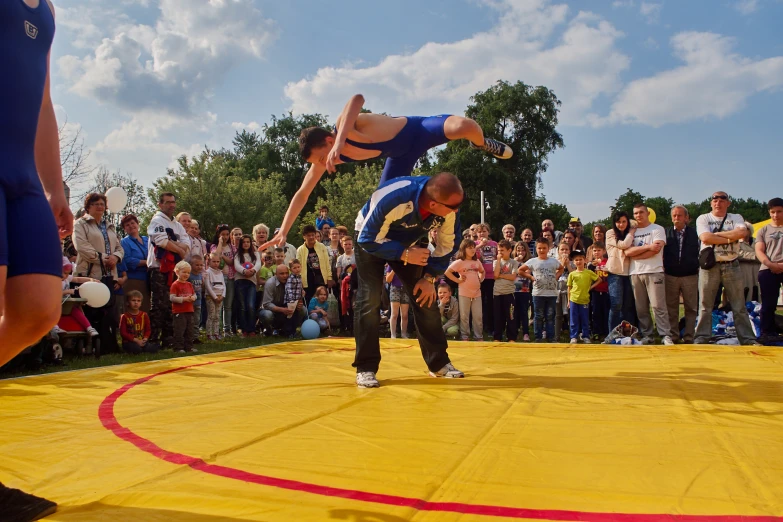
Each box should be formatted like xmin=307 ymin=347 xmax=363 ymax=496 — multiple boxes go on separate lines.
xmin=35 ymin=13 xmax=73 ymax=240
xmin=326 ymin=94 xmax=365 ymax=173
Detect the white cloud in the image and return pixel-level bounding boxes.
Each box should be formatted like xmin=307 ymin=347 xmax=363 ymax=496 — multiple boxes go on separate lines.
xmin=284 ymin=0 xmax=629 ymax=126
xmin=612 ymin=0 xmax=634 ymax=7
xmin=734 ymin=0 xmax=759 ymax=14
xmin=642 ymin=36 xmax=659 ymax=49
xmin=231 ymin=121 xmax=261 ymax=132
xmin=639 ymin=2 xmax=662 ymax=23
xmin=58 ymin=0 xmax=277 ymax=118
xmin=55 ymin=0 xmax=278 ymax=184
xmin=598 ymin=32 xmax=783 ymax=127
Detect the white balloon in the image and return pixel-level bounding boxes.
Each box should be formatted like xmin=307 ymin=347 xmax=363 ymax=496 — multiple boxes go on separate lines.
xmin=79 ymin=281 xmax=110 ymax=308
xmin=105 ymin=187 xmax=128 ymax=213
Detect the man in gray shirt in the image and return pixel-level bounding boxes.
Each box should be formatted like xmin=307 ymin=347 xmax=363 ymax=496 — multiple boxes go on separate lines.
xmin=693 ymin=191 xmax=758 ymax=345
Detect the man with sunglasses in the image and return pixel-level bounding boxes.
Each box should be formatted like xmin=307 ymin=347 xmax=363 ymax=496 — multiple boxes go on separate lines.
xmin=693 ymin=191 xmax=759 ymax=345
xmin=352 ymin=173 xmax=465 ymax=388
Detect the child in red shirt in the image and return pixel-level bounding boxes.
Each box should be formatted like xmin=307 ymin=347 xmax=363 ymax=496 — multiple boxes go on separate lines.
xmin=588 ymin=241 xmax=610 ymax=338
xmin=170 ymin=260 xmax=197 ymax=353
xmin=120 ymin=290 xmax=160 ymax=354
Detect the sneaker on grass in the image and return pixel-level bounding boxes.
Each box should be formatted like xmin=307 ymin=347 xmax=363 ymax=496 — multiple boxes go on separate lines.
xmin=662 ymin=336 xmax=674 ymax=346
xmin=356 ymin=371 xmax=379 ymax=388
xmin=0 ymin=482 xmax=57 ymax=522
xmin=429 ymin=362 xmax=464 ymax=378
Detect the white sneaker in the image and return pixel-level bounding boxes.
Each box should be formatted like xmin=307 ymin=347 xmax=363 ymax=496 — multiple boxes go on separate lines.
xmin=86 ymin=326 xmax=99 ymax=337
xmin=356 ymin=371 xmax=380 ymax=388
xmin=662 ymin=336 xmax=674 ymax=346
xmin=429 ymin=363 xmax=464 ymax=378
xmin=570 ymin=338 xmax=578 ymax=344
xmin=52 ymin=325 xmax=67 ymax=335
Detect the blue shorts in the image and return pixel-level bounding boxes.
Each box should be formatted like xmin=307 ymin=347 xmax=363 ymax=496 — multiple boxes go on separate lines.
xmin=378 ymin=114 xmax=451 ymax=185
xmin=0 ymin=174 xmax=62 ymax=279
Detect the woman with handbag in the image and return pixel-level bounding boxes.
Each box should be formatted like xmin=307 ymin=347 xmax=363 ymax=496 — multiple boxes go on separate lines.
xmin=73 ymin=193 xmax=125 ymax=352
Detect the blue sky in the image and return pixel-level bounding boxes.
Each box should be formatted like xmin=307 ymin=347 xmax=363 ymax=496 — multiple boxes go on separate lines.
xmin=52 ymin=0 xmax=783 ymax=222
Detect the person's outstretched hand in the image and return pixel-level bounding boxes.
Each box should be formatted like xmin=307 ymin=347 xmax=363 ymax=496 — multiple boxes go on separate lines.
xmin=258 ymin=231 xmax=287 ymax=252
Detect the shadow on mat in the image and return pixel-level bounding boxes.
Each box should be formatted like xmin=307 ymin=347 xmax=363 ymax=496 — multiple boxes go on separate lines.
xmin=49 ymin=503 xmax=251 ymax=521
xmin=329 ymin=508 xmax=410 ymax=521
xmin=383 ymin=369 xmax=783 ymax=403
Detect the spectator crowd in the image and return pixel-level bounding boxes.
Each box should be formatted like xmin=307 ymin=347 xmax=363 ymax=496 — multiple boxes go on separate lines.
xmin=19 ymin=189 xmax=783 ymax=365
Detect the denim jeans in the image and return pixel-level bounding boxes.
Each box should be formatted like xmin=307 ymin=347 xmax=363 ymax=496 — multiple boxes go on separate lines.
xmin=353 ymin=244 xmax=451 ymax=374
xmin=694 ymin=261 xmax=756 ymax=344
xmin=532 ymin=295 xmax=556 ymax=341
xmin=607 ymin=273 xmax=636 ymax=330
xmin=234 ymin=279 xmax=256 ymax=334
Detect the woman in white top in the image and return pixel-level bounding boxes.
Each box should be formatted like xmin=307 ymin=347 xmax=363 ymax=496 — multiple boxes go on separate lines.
xmin=233 ymin=234 xmax=262 ymax=336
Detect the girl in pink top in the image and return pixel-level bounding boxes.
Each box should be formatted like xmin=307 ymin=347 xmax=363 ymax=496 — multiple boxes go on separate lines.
xmin=447 ymin=239 xmax=485 ymax=341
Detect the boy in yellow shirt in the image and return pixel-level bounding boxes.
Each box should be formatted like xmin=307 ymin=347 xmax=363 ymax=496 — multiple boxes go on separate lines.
xmin=567 ymin=250 xmax=601 ymax=344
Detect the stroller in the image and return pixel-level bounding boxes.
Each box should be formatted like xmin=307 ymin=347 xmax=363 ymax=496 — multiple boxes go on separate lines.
xmin=52 ymin=296 xmax=100 ymax=360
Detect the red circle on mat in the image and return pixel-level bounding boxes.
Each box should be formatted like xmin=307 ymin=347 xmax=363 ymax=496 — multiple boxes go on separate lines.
xmin=98 ymin=351 xmax=781 ymax=522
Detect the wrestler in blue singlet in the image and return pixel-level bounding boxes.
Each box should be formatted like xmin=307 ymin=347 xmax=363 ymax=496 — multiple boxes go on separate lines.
xmin=0 ymin=0 xmax=62 ymax=279
xmin=338 ymin=115 xmax=452 ymax=185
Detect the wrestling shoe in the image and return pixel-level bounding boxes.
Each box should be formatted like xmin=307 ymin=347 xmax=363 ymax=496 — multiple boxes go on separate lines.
xmin=356 ymin=371 xmax=380 ymax=388
xmin=662 ymin=336 xmax=674 ymax=346
xmin=0 ymin=482 xmax=57 ymax=522
xmin=471 ymin=138 xmax=513 ymax=159
xmin=429 ymin=362 xmax=464 ymax=378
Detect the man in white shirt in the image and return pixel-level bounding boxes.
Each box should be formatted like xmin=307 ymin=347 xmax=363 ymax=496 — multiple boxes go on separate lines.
xmin=693 ymin=191 xmax=758 ymax=345
xmin=147 ymin=192 xmax=191 ymax=347
xmin=625 ymin=203 xmax=673 ymax=345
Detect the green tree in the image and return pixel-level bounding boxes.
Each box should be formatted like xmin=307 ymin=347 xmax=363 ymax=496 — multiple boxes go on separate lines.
xmin=81 ymin=167 xmax=151 ymax=235
xmin=433 ymin=80 xmax=564 ymax=228
xmin=609 ymin=188 xmax=645 ymax=217
xmin=643 ymin=196 xmax=674 ymax=228
xmin=300 ymin=165 xmax=383 ymax=234
xmin=150 ymin=149 xmax=289 ymax=243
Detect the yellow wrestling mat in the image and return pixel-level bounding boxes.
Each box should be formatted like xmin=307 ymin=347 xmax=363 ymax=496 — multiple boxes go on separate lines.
xmin=1 ymin=339 xmax=782 ymax=521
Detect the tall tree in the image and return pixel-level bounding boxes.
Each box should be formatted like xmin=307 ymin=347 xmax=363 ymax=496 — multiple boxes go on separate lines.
xmin=610 ymin=188 xmax=646 ymax=217
xmin=60 ymin=120 xmax=96 ymax=203
xmin=299 ymin=165 xmax=383 ymax=235
xmin=81 ymin=167 xmax=150 ymax=234
xmin=433 ymin=80 xmax=564 ymax=228
xmin=151 ymin=149 xmax=289 ymax=243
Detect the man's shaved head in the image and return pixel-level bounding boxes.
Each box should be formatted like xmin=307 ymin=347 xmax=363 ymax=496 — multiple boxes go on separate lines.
xmin=425 ymin=172 xmax=464 ymax=202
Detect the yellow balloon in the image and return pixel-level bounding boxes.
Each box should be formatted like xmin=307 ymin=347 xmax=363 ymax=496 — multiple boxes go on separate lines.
xmin=648 ymin=207 xmax=657 ymax=224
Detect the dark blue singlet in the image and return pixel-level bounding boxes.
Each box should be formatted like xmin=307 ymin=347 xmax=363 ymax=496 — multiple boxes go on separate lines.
xmin=0 ymin=0 xmax=62 ymax=278
xmin=338 ymin=114 xmax=452 ymax=185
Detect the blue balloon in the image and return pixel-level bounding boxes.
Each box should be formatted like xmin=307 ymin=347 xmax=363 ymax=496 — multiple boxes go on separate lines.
xmin=301 ymin=319 xmax=321 ymax=340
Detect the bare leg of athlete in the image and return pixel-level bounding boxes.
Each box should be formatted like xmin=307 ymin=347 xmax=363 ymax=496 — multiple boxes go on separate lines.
xmin=0 ymin=272 xmax=62 ymax=368
xmin=443 ymin=116 xmax=512 ymax=159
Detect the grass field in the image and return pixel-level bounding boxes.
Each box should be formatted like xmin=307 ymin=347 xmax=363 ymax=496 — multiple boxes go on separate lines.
xmin=3 ymin=307 xmax=781 ymax=380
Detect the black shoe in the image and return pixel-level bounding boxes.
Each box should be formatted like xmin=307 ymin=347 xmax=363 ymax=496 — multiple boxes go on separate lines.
xmin=0 ymin=483 xmax=57 ymax=522
xmin=470 ymin=138 xmax=513 ymax=159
